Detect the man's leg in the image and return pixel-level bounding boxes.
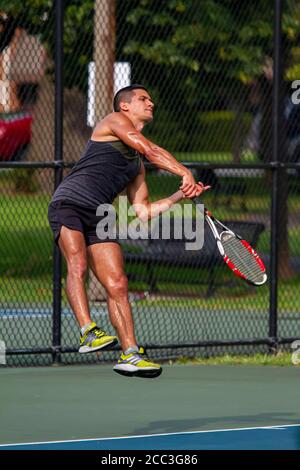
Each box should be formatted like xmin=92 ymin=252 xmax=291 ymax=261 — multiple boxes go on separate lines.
xmin=58 ymin=226 xmax=90 ymax=328
xmin=58 ymin=226 xmax=118 ymax=352
xmin=87 ymin=242 xmax=137 ymax=352
xmin=88 ymin=242 xmax=162 ymax=377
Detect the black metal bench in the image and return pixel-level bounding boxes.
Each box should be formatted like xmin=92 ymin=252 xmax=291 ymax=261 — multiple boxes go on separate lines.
xmin=121 ymin=217 xmax=265 ymax=297
xmin=195 ymin=168 xmax=248 ymax=211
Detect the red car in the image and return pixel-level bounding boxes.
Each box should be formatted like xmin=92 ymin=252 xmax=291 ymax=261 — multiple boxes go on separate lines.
xmin=0 ymin=113 xmax=32 ymax=161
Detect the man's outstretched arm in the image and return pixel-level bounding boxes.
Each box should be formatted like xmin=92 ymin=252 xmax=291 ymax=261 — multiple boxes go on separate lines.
xmin=107 ymin=113 xmax=199 ymax=198
xmin=126 ymin=163 xmax=209 ymax=222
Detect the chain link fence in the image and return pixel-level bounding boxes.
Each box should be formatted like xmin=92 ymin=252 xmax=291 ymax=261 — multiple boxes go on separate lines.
xmin=0 ymin=0 xmax=299 ymax=366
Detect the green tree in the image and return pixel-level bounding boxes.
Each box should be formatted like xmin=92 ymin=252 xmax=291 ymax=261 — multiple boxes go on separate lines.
xmin=1 ymin=0 xmax=94 ymax=91
xmin=116 ymin=0 xmax=300 ymax=152
xmin=2 ymin=0 xmax=299 ymax=279
xmin=117 ymin=0 xmax=300 ymax=279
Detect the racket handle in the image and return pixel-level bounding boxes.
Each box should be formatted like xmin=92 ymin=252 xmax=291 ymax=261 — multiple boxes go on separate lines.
xmin=192 ymin=197 xmax=211 ymax=217
xmin=192 ymin=197 xmax=202 ymax=205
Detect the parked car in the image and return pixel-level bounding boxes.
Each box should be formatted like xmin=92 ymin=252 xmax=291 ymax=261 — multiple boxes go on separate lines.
xmin=0 ymin=113 xmax=32 ymax=161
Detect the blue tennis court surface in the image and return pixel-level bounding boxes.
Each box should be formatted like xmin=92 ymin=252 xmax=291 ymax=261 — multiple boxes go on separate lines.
xmin=1 ymin=425 xmax=300 ymax=450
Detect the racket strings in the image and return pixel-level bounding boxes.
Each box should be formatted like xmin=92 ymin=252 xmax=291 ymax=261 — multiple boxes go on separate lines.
xmin=221 ymin=233 xmax=265 ymax=283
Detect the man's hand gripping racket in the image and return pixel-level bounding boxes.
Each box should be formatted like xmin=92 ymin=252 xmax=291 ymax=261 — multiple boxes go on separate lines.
xmin=193 ymin=197 xmax=267 ymax=286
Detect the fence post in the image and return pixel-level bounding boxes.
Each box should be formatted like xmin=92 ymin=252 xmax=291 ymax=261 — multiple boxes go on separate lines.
xmin=52 ymin=0 xmax=64 ymax=364
xmin=269 ymin=0 xmax=282 ymax=352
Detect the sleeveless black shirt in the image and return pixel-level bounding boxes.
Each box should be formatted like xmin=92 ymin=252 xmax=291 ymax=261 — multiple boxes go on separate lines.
xmin=51 ymin=140 xmax=142 ymax=208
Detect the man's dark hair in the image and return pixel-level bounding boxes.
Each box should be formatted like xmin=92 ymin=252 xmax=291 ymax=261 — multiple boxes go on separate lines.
xmin=113 ymin=84 xmax=149 ymax=112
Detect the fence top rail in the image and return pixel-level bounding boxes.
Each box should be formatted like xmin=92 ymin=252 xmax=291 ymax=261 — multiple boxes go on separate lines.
xmin=0 ymin=161 xmax=300 ymax=170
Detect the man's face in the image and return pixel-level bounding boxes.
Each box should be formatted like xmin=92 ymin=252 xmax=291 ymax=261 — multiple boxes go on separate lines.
xmin=126 ymin=89 xmax=154 ymax=123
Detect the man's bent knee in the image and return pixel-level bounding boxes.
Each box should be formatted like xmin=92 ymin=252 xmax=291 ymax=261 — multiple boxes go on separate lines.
xmin=105 ymin=274 xmax=128 ymax=300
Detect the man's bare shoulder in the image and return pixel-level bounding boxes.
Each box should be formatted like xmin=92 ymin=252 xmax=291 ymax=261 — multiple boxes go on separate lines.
xmin=92 ymin=112 xmax=133 ymax=140
xmin=103 ymin=112 xmax=132 ymax=124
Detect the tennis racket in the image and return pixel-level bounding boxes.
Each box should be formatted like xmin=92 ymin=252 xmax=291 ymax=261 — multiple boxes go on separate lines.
xmin=193 ymin=197 xmax=267 ymax=286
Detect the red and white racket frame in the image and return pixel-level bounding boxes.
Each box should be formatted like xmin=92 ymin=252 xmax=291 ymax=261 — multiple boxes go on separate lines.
xmin=204 ymin=208 xmax=267 ymax=286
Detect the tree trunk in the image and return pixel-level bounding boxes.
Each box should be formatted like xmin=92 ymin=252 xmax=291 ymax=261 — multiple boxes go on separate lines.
xmin=93 ymin=0 xmax=115 ymax=122
xmin=27 ymin=74 xmax=90 ymax=193
xmin=25 ymin=74 xmax=55 ymax=192
xmin=88 ymin=0 xmax=116 ymax=301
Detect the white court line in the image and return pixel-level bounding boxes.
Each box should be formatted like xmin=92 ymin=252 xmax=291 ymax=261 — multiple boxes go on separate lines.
xmin=0 ymin=423 xmax=299 ymax=448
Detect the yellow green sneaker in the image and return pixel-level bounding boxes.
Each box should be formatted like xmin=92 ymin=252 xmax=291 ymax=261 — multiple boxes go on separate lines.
xmin=113 ymin=347 xmax=162 ymax=378
xmin=79 ymin=322 xmax=118 ymax=353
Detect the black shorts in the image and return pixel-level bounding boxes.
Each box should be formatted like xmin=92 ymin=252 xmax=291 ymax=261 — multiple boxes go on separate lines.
xmin=48 ymin=200 xmax=119 ymax=246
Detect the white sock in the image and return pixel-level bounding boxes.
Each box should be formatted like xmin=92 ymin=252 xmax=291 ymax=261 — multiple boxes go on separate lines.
xmin=124 ymin=346 xmax=139 ymax=355
xmin=81 ymin=323 xmax=92 ymax=336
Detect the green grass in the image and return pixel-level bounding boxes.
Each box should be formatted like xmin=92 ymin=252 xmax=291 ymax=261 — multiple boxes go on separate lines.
xmin=2 ymin=268 xmax=299 ymax=312
xmin=0 ymin=276 xmax=55 ymax=304
xmin=131 ymin=279 xmax=300 ymax=313
xmin=0 ymin=194 xmax=52 ymax=277
xmin=174 ymin=150 xmax=258 ymax=163
xmin=174 ymin=352 xmax=298 ymax=367
xmin=0 ymin=180 xmax=300 ymax=307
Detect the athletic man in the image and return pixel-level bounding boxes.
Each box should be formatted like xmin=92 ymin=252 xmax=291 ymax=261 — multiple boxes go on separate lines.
xmin=48 ymin=84 xmax=209 ymax=378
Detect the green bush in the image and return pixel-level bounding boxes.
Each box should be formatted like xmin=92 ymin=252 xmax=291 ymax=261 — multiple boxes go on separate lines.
xmin=144 ymin=110 xmax=252 ymax=153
